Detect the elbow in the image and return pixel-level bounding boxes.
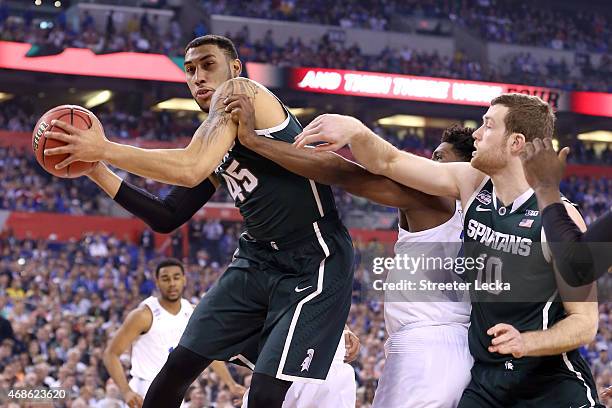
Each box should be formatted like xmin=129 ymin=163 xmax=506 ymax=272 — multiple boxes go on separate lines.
xmin=102 ymin=348 xmax=113 ymax=365
xmin=584 ymin=317 xmax=599 ymax=345
xmin=578 ymin=315 xmax=599 ymax=347
xmin=178 ymin=173 xmax=200 ymax=188
xmin=182 ymin=163 xmax=213 ymax=188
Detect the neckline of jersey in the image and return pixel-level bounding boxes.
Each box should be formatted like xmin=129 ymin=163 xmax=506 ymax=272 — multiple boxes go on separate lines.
xmin=491 ymin=184 xmax=534 ymax=214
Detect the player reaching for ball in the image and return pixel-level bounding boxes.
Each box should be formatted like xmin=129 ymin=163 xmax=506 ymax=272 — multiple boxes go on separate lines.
xmin=292 ymin=94 xmax=603 ymax=407
xmin=41 ymin=35 xmax=355 ymax=408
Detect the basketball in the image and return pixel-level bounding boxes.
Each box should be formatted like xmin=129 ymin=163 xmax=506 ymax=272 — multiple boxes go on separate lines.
xmin=32 ymin=105 xmax=98 ymax=178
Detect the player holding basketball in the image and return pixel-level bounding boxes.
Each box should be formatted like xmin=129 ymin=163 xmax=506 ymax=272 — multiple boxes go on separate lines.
xmin=103 ymin=258 xmax=244 ymax=408
xmin=225 ymin=94 xmax=474 ymax=407
xmin=43 ymin=35 xmax=354 ymax=408
xmin=294 ymin=94 xmax=603 ymax=407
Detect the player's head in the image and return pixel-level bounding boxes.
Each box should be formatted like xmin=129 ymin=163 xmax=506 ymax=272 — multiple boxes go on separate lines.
xmin=184 ymin=35 xmax=242 ymax=112
xmin=433 ymin=125 xmax=476 ymax=163
xmin=471 ymin=93 xmax=555 ymax=175
xmin=155 ymin=258 xmax=186 ymax=302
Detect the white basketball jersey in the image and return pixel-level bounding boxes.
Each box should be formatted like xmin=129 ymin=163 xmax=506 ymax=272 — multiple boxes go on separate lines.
xmin=332 ymin=334 xmax=347 ymax=363
xmin=130 ymin=297 xmax=193 ymax=381
xmin=384 ymin=203 xmax=471 ymax=336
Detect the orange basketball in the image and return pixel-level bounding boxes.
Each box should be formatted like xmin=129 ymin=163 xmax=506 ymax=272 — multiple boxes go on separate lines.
xmin=32 ymin=105 xmax=98 ymax=178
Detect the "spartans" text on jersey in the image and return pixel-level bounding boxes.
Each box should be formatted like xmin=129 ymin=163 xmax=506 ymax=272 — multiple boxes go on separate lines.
xmin=466 ymin=219 xmax=532 ymax=256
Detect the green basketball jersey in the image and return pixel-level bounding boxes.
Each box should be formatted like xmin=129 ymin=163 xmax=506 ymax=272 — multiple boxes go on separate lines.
xmin=215 ymin=104 xmax=337 ymax=242
xmin=462 ymin=177 xmax=565 ymax=364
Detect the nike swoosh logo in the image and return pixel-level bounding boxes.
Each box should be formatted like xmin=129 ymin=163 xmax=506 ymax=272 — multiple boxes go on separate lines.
xmin=476 ymin=205 xmax=491 ymax=212
xmin=295 ymin=285 xmax=312 ymax=293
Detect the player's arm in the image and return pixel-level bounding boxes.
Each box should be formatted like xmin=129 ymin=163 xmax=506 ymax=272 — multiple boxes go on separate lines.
xmin=43 ymin=78 xmax=258 ymax=187
xmin=209 ymin=361 xmax=245 ymax=398
xmin=87 ymin=163 xmax=219 ymax=233
xmin=542 ymin=204 xmax=612 ymax=287
xmin=522 ymin=301 xmax=598 ymax=357
xmin=520 ymin=137 xmax=612 ymax=285
xmin=293 ymin=114 xmax=484 ymax=200
xmin=489 ymin=204 xmax=598 ymax=357
xmin=522 ymin=203 xmax=598 ymax=356
xmin=103 ymin=306 xmax=152 ymax=406
xmin=225 ymin=95 xmax=441 ymax=209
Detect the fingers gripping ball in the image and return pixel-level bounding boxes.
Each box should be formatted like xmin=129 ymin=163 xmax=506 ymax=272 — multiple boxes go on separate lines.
xmin=32 ymin=105 xmax=98 ymax=178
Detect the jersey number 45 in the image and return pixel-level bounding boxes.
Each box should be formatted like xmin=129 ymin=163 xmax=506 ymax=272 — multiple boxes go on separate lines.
xmin=221 ymin=159 xmax=259 ymax=202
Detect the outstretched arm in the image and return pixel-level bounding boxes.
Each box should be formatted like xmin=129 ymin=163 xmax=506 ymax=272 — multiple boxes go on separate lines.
xmin=87 ymin=163 xmax=218 ymax=233
xmin=44 ymin=78 xmax=259 ymax=187
xmin=225 ymin=95 xmax=441 ymax=210
xmin=293 ymin=114 xmax=484 ymax=201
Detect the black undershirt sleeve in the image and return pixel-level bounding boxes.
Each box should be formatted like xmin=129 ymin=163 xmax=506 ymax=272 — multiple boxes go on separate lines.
xmin=542 ymin=203 xmax=612 ymax=286
xmin=113 ymin=178 xmax=217 ymax=233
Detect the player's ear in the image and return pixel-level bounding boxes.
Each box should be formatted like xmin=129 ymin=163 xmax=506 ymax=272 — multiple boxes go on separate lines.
xmin=510 ymin=133 xmax=526 ymax=152
xmin=231 ymin=59 xmax=242 ymax=78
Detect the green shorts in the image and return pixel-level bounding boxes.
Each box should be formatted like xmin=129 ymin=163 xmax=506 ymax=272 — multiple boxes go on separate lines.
xmin=179 ymin=216 xmax=354 ymax=384
xmin=458 ymin=352 xmax=603 ymax=407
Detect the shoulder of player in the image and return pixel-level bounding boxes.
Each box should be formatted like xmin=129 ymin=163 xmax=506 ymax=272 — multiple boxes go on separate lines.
xmin=561 ymin=199 xmax=587 ymax=232
xmin=125 ymin=304 xmax=153 ymax=332
xmin=213 ymin=77 xmax=263 ymax=100
xmin=450 ymin=162 xmax=486 ymax=205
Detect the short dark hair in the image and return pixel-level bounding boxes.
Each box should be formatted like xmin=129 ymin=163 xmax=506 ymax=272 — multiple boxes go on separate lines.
xmin=184 ymin=35 xmax=238 ymax=60
xmin=441 ymin=125 xmax=476 ymax=161
xmin=155 ymin=258 xmax=184 ymax=279
xmin=490 ymin=93 xmax=555 ymax=142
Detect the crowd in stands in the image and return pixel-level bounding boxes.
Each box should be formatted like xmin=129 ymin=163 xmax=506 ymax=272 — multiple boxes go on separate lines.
xmin=0 ymin=101 xmax=200 ymax=141
xmin=452 ymin=0 xmax=610 ymax=53
xmin=0 ymin=1 xmax=610 ymax=91
xmin=200 ymin=0 xmax=611 ymax=56
xmin=0 ymin=222 xmax=610 ymax=406
xmin=502 ymin=52 xmax=611 ymax=92
xmin=0 ymin=6 xmax=184 ymax=56
xmin=206 ymin=0 xmax=610 ymax=54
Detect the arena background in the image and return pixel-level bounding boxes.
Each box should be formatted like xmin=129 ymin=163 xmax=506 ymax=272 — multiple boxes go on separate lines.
xmin=0 ymin=0 xmax=610 ymax=406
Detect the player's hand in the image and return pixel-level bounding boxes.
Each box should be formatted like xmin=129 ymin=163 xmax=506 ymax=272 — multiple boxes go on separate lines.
xmin=344 ymin=330 xmax=361 ymax=363
xmin=123 ymin=389 xmax=143 ymax=408
xmin=228 ymin=383 xmax=246 ymax=400
xmin=602 ymin=385 xmax=612 ymax=398
xmin=224 ymin=95 xmax=257 ymax=147
xmin=519 ymin=137 xmax=569 ymax=192
xmin=487 ymin=323 xmax=527 ymax=358
xmin=228 ymin=383 xmax=246 ymax=407
xmin=293 ymin=114 xmax=365 ymax=151
xmin=43 ymin=114 xmax=108 ymax=169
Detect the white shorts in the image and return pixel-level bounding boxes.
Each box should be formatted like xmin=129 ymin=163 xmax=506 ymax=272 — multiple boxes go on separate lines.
xmin=129 ymin=376 xmax=153 ymax=398
xmin=372 ymin=324 xmax=473 ymax=408
xmin=242 ymin=361 xmax=356 ymax=408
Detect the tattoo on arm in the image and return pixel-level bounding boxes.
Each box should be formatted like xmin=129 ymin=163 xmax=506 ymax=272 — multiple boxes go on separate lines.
xmin=197 ymin=78 xmax=260 ymax=148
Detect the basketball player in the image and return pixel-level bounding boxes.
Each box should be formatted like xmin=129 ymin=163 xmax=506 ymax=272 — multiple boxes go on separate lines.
xmin=519 ymin=137 xmax=612 ymax=286
xmin=102 ymin=258 xmax=244 ymax=408
xmin=43 ymin=35 xmax=355 ymax=408
xmin=225 ymin=95 xmax=474 ymax=407
xmin=294 ymin=94 xmax=603 ymax=407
